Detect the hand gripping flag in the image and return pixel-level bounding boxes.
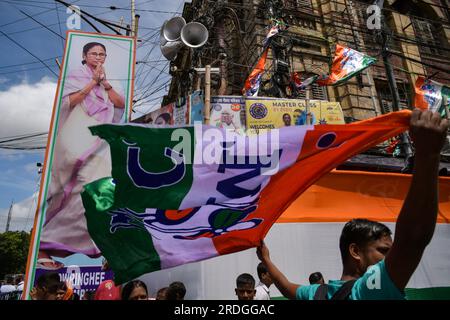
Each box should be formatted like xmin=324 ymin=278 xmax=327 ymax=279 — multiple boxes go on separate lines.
xmin=82 ymin=111 xmax=411 ymax=285
xmin=317 ymin=44 xmax=376 ymax=86
xmin=243 ymin=47 xmax=269 ymax=96
xmin=415 ymin=76 xmax=450 ymax=113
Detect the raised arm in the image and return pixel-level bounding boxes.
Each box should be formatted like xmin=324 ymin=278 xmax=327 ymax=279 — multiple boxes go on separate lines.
xmin=385 ymin=109 xmax=449 ymax=290
xmin=102 ymin=80 xmax=125 ymax=108
xmin=257 ymin=241 xmax=300 ymax=300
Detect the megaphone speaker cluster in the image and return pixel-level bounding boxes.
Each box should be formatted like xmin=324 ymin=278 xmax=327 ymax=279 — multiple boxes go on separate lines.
xmin=160 ymin=17 xmax=209 ymax=61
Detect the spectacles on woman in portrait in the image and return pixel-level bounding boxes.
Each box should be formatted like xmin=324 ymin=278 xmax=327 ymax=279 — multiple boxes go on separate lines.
xmin=87 ymin=52 xmax=107 ymax=58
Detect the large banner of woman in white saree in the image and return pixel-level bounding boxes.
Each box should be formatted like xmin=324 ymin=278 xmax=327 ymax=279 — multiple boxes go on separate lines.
xmin=23 ymin=31 xmax=136 ymax=298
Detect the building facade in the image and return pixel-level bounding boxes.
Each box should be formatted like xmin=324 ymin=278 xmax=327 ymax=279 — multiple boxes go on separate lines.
xmin=164 ymin=0 xmax=450 ymax=122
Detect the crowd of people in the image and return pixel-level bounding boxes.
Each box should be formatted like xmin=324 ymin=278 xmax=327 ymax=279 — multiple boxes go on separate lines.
xmin=22 ymin=272 xmax=188 ymax=301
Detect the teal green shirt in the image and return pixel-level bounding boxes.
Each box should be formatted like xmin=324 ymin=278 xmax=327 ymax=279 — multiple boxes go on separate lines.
xmin=296 ymin=260 xmax=405 ymax=300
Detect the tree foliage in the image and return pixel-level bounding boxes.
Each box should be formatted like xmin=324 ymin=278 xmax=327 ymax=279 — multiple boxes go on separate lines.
xmin=0 ymin=231 xmax=30 ymax=279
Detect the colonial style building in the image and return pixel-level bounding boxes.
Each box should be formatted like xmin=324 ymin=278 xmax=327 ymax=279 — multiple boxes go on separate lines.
xmin=164 ymin=0 xmax=449 ymax=122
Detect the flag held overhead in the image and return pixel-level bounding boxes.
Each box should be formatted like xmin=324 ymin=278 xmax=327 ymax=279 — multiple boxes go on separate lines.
xmin=82 ymin=111 xmax=411 ymax=285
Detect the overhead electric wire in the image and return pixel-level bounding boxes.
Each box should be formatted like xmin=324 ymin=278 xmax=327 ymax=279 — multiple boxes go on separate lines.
xmin=0 ymin=28 xmax=58 ymax=77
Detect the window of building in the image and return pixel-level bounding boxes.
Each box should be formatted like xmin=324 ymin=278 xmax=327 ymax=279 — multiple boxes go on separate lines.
xmin=376 ymin=81 xmax=411 ymax=114
xmin=412 ymin=18 xmax=443 ymax=56
xmin=284 ymin=0 xmax=313 ymax=13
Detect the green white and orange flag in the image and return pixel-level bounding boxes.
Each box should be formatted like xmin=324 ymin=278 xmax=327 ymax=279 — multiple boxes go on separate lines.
xmin=81 ymin=111 xmax=410 ymax=284
xmin=414 ymin=76 xmax=450 ymax=113
xmin=317 ymin=44 xmax=376 ymax=86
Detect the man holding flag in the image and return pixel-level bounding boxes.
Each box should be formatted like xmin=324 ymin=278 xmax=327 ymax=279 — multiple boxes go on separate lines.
xmin=257 ymin=108 xmax=448 ymax=300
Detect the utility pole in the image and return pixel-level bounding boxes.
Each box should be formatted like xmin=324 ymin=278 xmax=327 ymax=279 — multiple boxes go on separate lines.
xmin=194 ymin=67 xmax=220 ymax=125
xmin=5 ymin=200 xmax=13 ymax=232
xmin=205 ymin=64 xmax=211 ymax=125
xmin=305 ymin=87 xmax=311 ymax=125
xmin=378 ymin=6 xmax=413 ymax=170
xmin=131 ymin=0 xmax=135 ymax=36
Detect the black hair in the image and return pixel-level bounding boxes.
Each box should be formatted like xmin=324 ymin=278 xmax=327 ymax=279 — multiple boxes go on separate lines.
xmin=236 ymin=273 xmax=255 ymax=288
xmin=81 ymin=42 xmax=106 ymax=65
xmin=282 ymin=113 xmax=291 ymax=119
xmin=257 ymin=262 xmax=268 ymax=280
xmin=166 ymin=281 xmax=186 ymax=300
xmin=35 ymin=272 xmax=61 ymax=294
xmin=339 ymin=219 xmax=392 ymax=262
xmin=309 ymin=272 xmax=324 ymax=284
xmin=156 ymin=287 xmax=169 ymax=300
xmin=121 ymin=280 xmax=148 ymax=300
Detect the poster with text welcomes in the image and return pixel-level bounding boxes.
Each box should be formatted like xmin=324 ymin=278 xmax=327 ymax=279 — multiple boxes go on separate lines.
xmin=24 ymin=30 xmax=136 ymax=299
xmin=245 ymin=97 xmax=345 ymax=134
xmin=210 ymin=96 xmax=246 ymax=134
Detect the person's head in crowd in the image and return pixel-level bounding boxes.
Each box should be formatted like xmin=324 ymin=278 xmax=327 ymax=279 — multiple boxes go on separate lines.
xmin=282 ymin=113 xmax=291 ymax=126
xmin=309 ymin=272 xmax=325 ymax=285
xmin=82 ymin=290 xmax=96 ymax=300
xmin=5 ymin=275 xmax=14 ymax=285
xmin=166 ymin=281 xmax=186 ymax=300
xmin=156 ymin=287 xmax=169 ymax=300
xmin=235 ymin=273 xmax=256 ymax=300
xmin=340 ymin=219 xmax=392 ymax=276
xmin=31 ymin=272 xmax=62 ymax=300
xmin=257 ymin=262 xmax=273 ymax=287
xmin=121 ymin=280 xmax=148 ymax=300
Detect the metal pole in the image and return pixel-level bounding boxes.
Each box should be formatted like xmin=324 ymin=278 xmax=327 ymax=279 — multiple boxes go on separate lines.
xmin=305 ymin=86 xmax=311 ymax=125
xmin=131 ymin=0 xmax=135 ymax=37
xmin=134 ymin=14 xmax=140 ymax=39
xmin=204 ymin=65 xmax=211 ymax=125
xmin=380 ymin=14 xmax=413 ymax=165
xmin=6 ymin=200 xmax=13 ymax=232
xmin=217 ymin=20 xmax=227 ymax=95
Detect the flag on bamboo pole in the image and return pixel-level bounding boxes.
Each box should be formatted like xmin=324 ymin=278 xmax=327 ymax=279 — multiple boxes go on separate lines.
xmin=317 ymin=45 xmax=376 ymax=86
xmin=81 ymin=110 xmax=411 ymax=285
xmin=414 ymin=76 xmax=450 ymax=113
xmin=262 ymin=20 xmax=286 ymax=47
xmin=242 ymin=47 xmax=269 ymax=96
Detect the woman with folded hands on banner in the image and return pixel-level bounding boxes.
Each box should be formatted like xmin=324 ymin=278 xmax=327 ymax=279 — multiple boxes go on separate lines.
xmin=38 ymin=42 xmax=125 ymax=268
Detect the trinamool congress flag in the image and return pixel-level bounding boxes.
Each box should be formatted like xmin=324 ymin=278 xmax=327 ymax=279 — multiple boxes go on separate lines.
xmin=243 ymin=48 xmax=269 ymax=96
xmin=292 ymin=72 xmax=319 ymax=90
xmin=414 ymin=76 xmax=450 ymax=113
xmin=81 ymin=111 xmax=411 ymax=284
xmin=317 ymin=45 xmax=376 ymax=86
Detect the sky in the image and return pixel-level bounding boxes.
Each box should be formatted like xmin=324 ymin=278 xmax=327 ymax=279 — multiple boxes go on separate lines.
xmin=0 ymin=0 xmax=189 ymax=232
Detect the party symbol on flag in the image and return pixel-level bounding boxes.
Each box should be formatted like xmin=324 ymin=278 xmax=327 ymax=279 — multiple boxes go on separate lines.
xmin=127 ymin=143 xmax=186 ymax=189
